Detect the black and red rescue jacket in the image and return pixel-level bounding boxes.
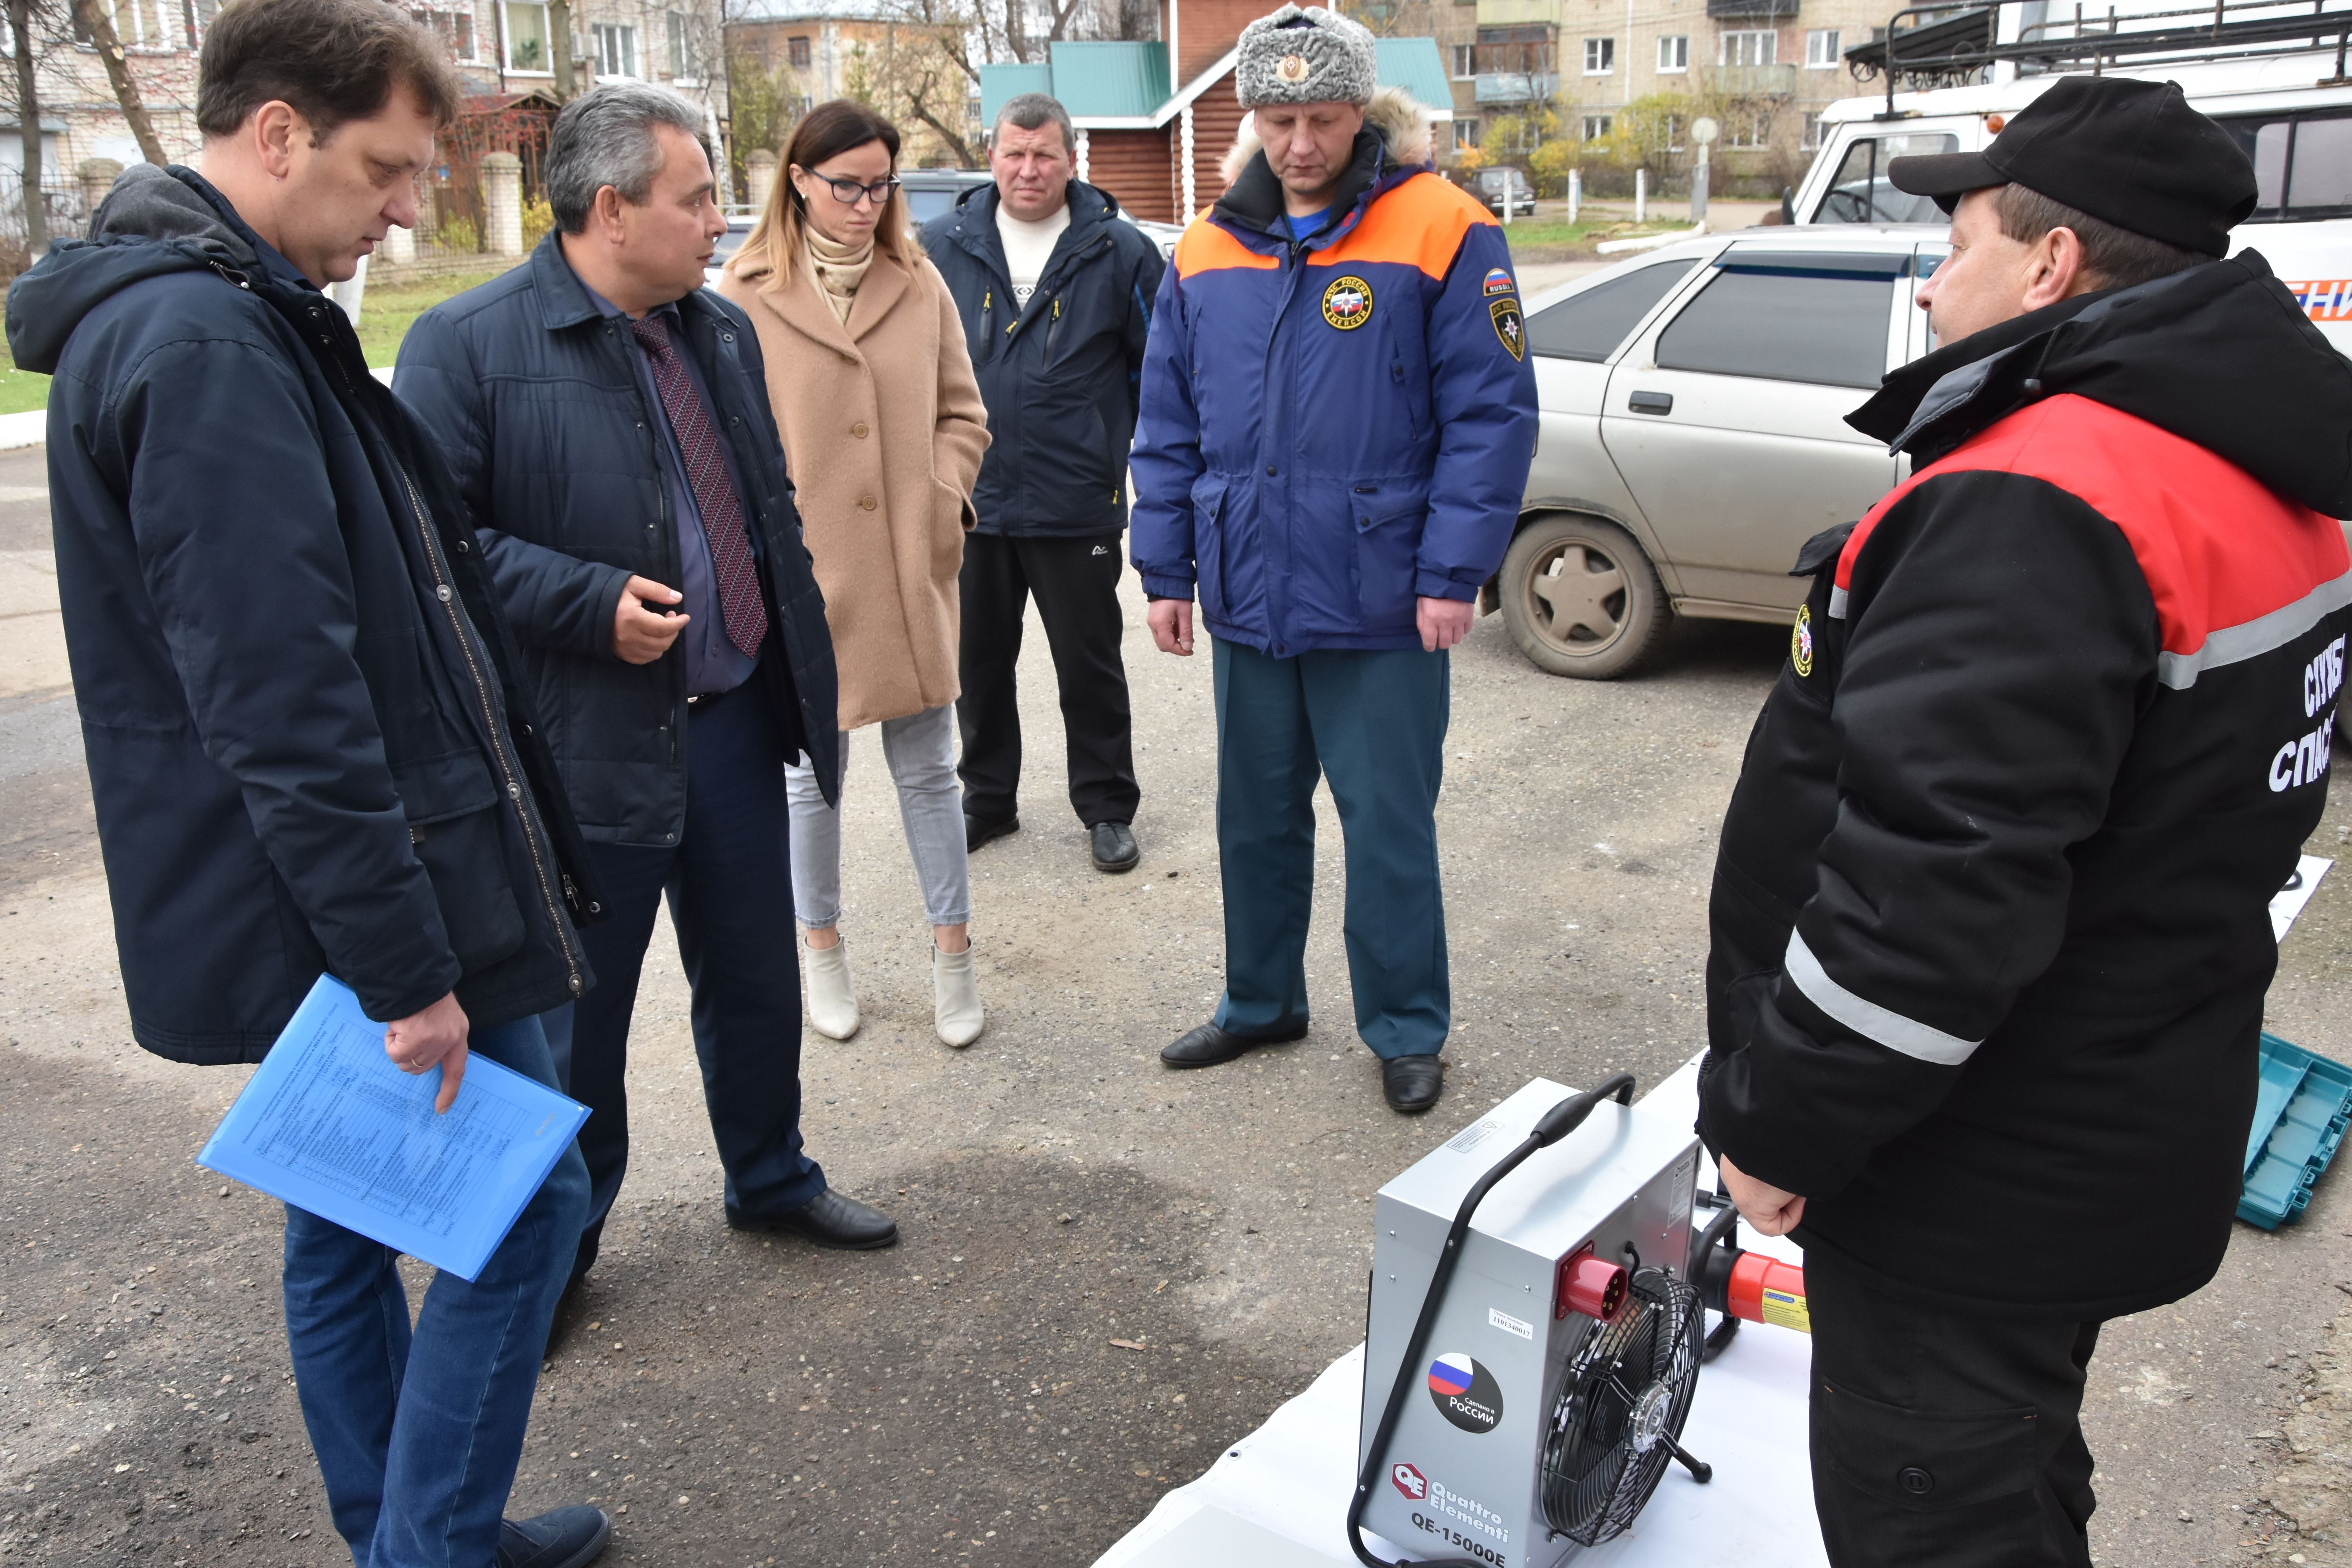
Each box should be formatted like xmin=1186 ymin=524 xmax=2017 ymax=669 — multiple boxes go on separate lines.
xmin=1698 ymin=252 xmax=2352 ymax=1319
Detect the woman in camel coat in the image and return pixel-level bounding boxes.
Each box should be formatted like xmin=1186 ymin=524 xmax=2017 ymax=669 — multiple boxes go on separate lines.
xmin=719 ymin=98 xmax=991 ymax=1048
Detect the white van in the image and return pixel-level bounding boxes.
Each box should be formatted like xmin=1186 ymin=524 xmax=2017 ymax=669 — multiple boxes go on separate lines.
xmin=1794 ymin=17 xmax=2352 ymax=353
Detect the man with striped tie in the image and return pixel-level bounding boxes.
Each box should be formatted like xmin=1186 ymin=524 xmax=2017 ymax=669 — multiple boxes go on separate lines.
xmin=397 ymin=84 xmax=901 ymax=1338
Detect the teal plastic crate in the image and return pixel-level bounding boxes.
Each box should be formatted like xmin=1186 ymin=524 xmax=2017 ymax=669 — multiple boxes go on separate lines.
xmin=2240 ymin=1033 xmax=2352 ymax=1230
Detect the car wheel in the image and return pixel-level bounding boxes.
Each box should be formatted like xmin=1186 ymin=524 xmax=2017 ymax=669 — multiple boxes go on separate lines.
xmin=1497 ymin=513 xmax=1670 ymax=680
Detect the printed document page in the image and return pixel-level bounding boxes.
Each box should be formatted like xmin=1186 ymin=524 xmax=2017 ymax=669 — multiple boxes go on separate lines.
xmin=197 ymin=975 xmax=588 ymax=1281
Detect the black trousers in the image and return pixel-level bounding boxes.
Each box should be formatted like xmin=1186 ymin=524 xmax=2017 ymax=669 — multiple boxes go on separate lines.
xmin=541 ymin=679 xmax=825 ymax=1287
xmin=1807 ymin=1242 xmax=2102 ymax=1568
xmin=956 ymin=530 xmax=1140 ymax=828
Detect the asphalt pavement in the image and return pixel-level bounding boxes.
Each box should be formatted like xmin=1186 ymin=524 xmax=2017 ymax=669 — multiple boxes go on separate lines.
xmin=2 ymin=437 xmax=2350 ymax=1567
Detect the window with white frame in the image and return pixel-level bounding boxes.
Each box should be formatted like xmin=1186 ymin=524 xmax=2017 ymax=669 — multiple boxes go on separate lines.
xmin=667 ymin=11 xmax=695 ymax=78
xmin=410 ymin=7 xmax=476 ymax=63
xmin=593 ymin=22 xmax=637 ymax=77
xmin=503 ymin=1 xmax=549 ymax=70
xmin=1726 ymin=111 xmax=1773 ymax=147
xmin=1720 ymin=29 xmax=1775 ymax=65
xmin=1456 ymin=116 xmax=1482 ymax=148
xmin=1805 ymin=27 xmax=1840 ymax=67
xmin=1583 ymin=35 xmax=1614 ymax=74
xmin=1451 ymin=43 xmax=1473 ymax=78
xmin=1800 ymin=111 xmax=1823 ymax=149
xmin=1582 ymin=113 xmax=1614 ymax=141
xmin=1657 ymin=33 xmax=1688 ymax=72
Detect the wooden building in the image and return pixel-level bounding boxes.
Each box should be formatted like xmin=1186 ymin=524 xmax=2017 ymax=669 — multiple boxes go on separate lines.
xmin=977 ymin=2 xmax=1450 ymax=223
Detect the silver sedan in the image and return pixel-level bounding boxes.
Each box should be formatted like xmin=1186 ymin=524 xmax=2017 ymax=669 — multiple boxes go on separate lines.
xmin=1488 ymin=226 xmax=1949 ymax=678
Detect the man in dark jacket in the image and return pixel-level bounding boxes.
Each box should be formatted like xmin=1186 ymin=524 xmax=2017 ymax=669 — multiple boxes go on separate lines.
xmin=3 ymin=3 xmax=609 ymax=1565
xmin=1130 ymin=7 xmax=1537 ymax=1116
xmin=397 ymin=82 xmax=898 ymax=1295
xmin=925 ymin=93 xmax=1167 ymax=873
xmin=1698 ymin=79 xmax=2352 ymax=1567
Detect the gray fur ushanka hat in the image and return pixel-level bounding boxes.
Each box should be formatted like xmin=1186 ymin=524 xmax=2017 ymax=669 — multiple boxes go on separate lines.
xmin=1234 ymin=4 xmax=1379 ymax=109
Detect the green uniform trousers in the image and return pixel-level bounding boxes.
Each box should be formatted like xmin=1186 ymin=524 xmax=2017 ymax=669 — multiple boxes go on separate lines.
xmin=1210 ymin=638 xmax=1451 ymax=1059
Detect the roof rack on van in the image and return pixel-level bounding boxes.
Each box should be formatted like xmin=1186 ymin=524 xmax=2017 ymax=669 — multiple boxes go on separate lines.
xmin=1846 ymin=0 xmax=2352 ymax=117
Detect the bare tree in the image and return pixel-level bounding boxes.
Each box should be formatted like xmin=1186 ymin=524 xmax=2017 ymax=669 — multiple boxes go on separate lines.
xmin=7 ymin=0 xmax=45 ymax=252
xmin=70 ymin=0 xmax=164 ymax=165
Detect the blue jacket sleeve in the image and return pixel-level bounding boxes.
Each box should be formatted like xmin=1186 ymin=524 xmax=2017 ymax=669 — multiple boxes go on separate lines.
xmin=394 ymin=307 xmax=630 ymax=659
xmin=114 ymin=336 xmax=460 ymax=1024
xmin=1128 ymin=259 xmax=1203 ymax=601
xmin=1416 ymin=220 xmax=1539 ymax=601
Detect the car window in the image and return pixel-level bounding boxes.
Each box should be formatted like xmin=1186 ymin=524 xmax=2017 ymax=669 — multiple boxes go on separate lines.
xmin=1654 ymin=251 xmax=1901 ymax=388
xmin=1813 ymin=133 xmax=1958 ymax=224
xmin=2223 ymin=109 xmax=2352 ymax=218
xmin=1525 ymin=258 xmax=1702 ymax=362
xmin=902 ymin=187 xmax=959 ymax=225
xmin=713 ymin=225 xmax=751 ymax=264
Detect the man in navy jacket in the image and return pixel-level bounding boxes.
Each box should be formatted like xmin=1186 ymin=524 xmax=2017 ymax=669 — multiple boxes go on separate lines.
xmin=925 ymin=93 xmax=1167 ymax=874
xmin=398 ymin=84 xmax=898 ymax=1307
xmin=5 ymin=3 xmax=607 ymax=1563
xmin=1130 ymin=6 xmax=1537 ymax=1115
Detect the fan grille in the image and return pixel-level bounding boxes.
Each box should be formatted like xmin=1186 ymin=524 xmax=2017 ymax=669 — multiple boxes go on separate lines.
xmin=1537 ymin=1267 xmax=1704 ymax=1546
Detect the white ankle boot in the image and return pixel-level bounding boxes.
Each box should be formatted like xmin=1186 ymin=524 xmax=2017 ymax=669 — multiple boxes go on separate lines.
xmin=933 ymin=942 xmax=984 ymax=1047
xmin=802 ymin=935 xmax=859 ymax=1040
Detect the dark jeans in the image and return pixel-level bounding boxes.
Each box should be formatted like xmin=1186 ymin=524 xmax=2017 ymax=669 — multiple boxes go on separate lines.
xmin=956 ymin=530 xmax=1140 ymax=828
xmin=1209 ymin=639 xmax=1451 ymax=1059
xmin=541 ymin=680 xmax=825 ymax=1286
xmin=1808 ymin=1241 xmax=2103 ymax=1568
xmin=282 ymin=1014 xmax=587 ymax=1568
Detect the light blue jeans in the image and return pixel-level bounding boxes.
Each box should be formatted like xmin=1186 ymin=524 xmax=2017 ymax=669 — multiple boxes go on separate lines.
xmin=784 ymin=702 xmax=973 ymax=929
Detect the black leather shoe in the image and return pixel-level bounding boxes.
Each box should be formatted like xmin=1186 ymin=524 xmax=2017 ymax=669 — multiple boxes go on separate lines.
xmin=1160 ymin=1019 xmax=1308 ymax=1069
xmin=497 ymin=1505 xmax=610 ymax=1568
xmin=1091 ymin=821 xmax=1140 ymax=873
xmin=729 ymin=1188 xmax=900 ymax=1250
xmin=1383 ymin=1054 xmax=1445 ymax=1114
xmin=967 ymin=811 xmax=1019 ymax=853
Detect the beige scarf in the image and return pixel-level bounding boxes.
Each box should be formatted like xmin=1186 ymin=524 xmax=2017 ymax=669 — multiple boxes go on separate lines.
xmin=804 ymin=227 xmax=875 ymax=325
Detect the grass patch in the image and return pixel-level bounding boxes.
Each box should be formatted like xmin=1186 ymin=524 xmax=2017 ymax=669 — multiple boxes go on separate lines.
xmin=0 ymin=354 xmax=49 ymax=417
xmin=1503 ymin=216 xmax=1697 ymax=263
xmin=357 ymin=267 xmax=516 ymax=369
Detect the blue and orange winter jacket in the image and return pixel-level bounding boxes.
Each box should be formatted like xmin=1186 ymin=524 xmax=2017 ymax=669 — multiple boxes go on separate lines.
xmin=1129 ymin=119 xmax=1538 ymax=655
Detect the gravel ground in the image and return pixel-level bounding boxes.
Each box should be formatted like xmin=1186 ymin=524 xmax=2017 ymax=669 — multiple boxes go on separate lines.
xmin=3 ymin=437 xmax=2351 ymax=1566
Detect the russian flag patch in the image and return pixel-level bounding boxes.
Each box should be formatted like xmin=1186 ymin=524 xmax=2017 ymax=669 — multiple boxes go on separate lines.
xmin=1483 ymin=267 xmax=1515 ymax=296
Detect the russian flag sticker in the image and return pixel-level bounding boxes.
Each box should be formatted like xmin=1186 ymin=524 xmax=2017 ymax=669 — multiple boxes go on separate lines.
xmin=1483 ymin=267 xmax=1515 ymax=296
xmin=1427 ymin=1352 xmax=1476 ymax=1397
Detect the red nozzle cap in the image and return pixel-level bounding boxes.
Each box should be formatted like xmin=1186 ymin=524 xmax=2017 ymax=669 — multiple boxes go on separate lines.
xmin=1556 ymin=1249 xmax=1629 ymax=1323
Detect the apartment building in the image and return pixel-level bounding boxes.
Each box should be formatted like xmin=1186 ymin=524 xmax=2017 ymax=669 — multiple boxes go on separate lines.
xmin=1455 ymin=0 xmax=1892 ymax=182
xmin=2 ymin=0 xmax=733 ymax=243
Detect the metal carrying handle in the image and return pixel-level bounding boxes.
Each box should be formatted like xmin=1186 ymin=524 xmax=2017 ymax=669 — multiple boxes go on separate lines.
xmin=1345 ymin=1074 xmax=1637 ymax=1568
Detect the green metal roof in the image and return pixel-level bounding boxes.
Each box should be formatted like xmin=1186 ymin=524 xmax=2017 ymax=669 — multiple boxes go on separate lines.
xmin=980 ymin=35 xmax=1450 ymax=127
xmin=1374 ymin=37 xmax=1452 ymax=114
xmin=1045 ymin=41 xmax=1174 ymax=117
xmin=978 ymin=62 xmax=1053 ymax=125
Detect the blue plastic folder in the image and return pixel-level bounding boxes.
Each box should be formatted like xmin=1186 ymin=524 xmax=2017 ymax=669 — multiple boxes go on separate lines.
xmin=198 ymin=975 xmax=589 ymax=1281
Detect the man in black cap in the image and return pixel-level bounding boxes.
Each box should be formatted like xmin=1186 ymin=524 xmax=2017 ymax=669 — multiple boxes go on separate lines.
xmin=1699 ymin=76 xmax=2352 ymax=1566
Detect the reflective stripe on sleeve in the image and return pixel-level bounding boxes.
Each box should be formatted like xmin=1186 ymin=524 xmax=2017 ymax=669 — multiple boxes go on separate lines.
xmin=1783 ymin=930 xmax=1982 ymax=1066
xmin=2156 ymin=568 xmax=2352 ymax=690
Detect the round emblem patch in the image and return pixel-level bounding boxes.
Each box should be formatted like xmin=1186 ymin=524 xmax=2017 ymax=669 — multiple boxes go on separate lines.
xmin=1321 ymin=275 xmax=1373 ymax=330
xmin=1791 ymin=602 xmax=1815 ymax=677
xmin=1426 ymin=1351 xmax=1504 ymax=1434
xmin=1276 ymin=53 xmax=1312 ymax=83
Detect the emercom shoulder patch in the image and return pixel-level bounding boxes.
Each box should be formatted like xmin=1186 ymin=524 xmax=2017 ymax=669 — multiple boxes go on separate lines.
xmin=1489 ymin=296 xmax=1524 ymax=360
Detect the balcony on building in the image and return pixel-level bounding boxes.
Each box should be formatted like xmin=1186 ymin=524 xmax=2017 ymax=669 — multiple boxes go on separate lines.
xmin=1475 ymin=71 xmax=1561 ymax=102
xmin=1706 ymin=0 xmax=1799 ymax=16
xmin=1712 ymin=62 xmax=1800 ymax=96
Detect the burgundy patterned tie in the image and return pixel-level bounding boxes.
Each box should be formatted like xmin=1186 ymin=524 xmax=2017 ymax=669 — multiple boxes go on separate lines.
xmin=627 ymin=313 xmax=766 ymax=659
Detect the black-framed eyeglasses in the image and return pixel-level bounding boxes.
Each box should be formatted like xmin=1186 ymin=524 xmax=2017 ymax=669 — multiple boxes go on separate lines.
xmin=798 ymin=169 xmax=902 ymax=206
